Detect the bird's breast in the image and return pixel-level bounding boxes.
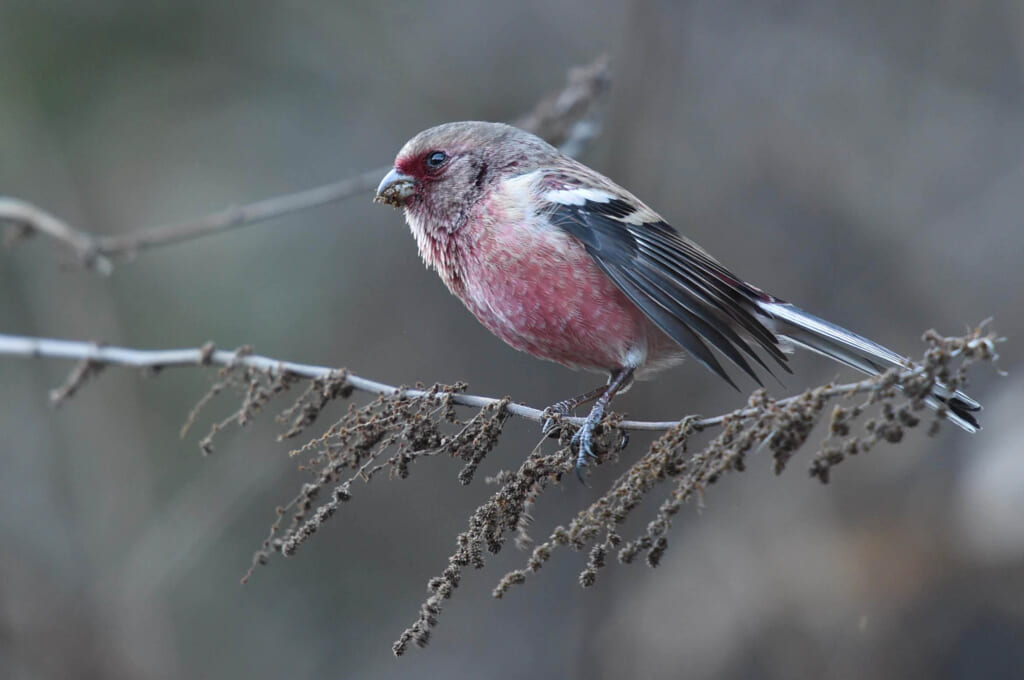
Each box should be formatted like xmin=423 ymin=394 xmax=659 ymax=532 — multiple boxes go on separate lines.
xmin=456 ymin=207 xmax=662 ymax=372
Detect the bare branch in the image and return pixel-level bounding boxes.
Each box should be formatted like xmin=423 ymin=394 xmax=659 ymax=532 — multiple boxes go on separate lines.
xmin=0 ymin=329 xmax=999 ymax=432
xmin=97 ymin=172 xmax=384 ymax=258
xmin=0 ymin=57 xmax=611 ymax=272
xmin=514 ymin=54 xmax=610 ymax=156
xmin=0 ymin=197 xmax=115 ymax=273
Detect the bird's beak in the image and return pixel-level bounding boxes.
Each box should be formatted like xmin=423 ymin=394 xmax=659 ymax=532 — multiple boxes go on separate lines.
xmin=374 ymin=168 xmax=415 ymax=207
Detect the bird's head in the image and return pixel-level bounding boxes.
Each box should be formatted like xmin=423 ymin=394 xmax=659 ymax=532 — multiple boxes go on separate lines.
xmin=375 ymin=121 xmax=558 ymax=232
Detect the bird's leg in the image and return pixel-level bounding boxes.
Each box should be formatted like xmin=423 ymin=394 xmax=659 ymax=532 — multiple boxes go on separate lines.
xmin=541 ymin=384 xmax=609 ymax=435
xmin=572 ymin=367 xmax=634 ymax=479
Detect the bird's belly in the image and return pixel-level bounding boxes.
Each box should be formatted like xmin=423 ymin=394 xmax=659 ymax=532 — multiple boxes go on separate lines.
xmin=459 ymin=231 xmax=660 ymax=372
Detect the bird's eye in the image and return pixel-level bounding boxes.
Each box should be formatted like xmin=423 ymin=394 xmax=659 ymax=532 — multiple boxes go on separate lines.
xmin=425 ymin=151 xmax=448 ymax=169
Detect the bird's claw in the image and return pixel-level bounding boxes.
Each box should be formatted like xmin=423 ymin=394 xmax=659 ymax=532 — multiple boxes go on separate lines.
xmin=569 ymin=418 xmax=631 ymax=481
xmin=541 ymin=400 xmax=573 ymax=437
xmin=571 ymin=420 xmax=600 ymax=481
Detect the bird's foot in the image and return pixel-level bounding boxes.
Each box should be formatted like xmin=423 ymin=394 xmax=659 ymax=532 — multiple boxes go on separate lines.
xmin=542 ymin=385 xmax=610 ymax=438
xmin=541 ymin=399 xmax=575 ymax=437
xmin=571 ymin=404 xmax=606 ymax=481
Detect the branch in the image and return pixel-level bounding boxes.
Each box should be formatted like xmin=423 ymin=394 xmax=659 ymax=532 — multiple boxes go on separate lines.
xmin=0 ymin=326 xmax=1000 ymax=655
xmin=0 ymin=329 xmax=999 ymax=432
xmin=0 ymin=197 xmax=116 ymax=273
xmin=0 ymin=56 xmax=611 ymax=272
xmin=513 ymin=55 xmax=610 ymax=156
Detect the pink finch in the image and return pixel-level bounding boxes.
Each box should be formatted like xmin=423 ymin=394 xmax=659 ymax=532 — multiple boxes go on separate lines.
xmin=375 ymin=121 xmax=981 ymax=475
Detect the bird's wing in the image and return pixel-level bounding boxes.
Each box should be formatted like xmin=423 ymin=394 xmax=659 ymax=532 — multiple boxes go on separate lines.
xmin=536 ymin=166 xmax=789 ymax=387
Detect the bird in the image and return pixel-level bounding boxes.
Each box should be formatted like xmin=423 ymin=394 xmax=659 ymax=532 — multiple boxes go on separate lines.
xmin=374 ymin=121 xmax=981 ymax=475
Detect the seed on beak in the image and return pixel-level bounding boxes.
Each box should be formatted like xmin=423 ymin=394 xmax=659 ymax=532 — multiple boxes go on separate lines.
xmin=374 ymin=168 xmax=415 ymax=207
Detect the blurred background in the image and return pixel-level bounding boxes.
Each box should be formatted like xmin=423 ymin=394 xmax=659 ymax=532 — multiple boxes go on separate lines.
xmin=2 ymin=1 xmax=1023 ymax=678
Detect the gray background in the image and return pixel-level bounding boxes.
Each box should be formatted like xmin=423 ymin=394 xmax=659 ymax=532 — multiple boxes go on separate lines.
xmin=2 ymin=1 xmax=1023 ymax=678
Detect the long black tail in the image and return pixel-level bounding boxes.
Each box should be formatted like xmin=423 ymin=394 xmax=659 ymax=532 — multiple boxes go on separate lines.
xmin=756 ymin=300 xmax=981 ymax=432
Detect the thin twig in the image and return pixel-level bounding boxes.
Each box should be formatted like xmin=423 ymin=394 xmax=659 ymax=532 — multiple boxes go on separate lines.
xmin=513 ymin=55 xmax=610 ymax=155
xmin=0 ymin=57 xmax=611 ymax=272
xmin=102 ymin=172 xmax=384 ymax=256
xmin=0 ymin=197 xmax=114 ymax=273
xmin=0 ymin=332 xmax=997 ymax=432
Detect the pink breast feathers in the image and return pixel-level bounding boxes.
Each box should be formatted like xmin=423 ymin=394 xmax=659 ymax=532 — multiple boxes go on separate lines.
xmin=455 ymin=205 xmax=664 ymax=373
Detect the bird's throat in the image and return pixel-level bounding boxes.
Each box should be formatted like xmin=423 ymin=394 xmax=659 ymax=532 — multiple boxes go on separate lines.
xmin=405 ymin=209 xmax=466 ymax=292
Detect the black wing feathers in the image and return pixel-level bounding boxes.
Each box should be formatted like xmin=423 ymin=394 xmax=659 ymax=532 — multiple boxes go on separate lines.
xmin=601 ymin=263 xmax=739 ymax=387
xmin=634 ymin=230 xmax=787 ymax=364
xmin=549 ymin=198 xmax=789 ymax=385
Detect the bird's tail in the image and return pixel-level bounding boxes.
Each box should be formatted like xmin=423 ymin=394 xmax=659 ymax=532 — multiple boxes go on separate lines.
xmin=756 ymin=300 xmax=981 ymax=432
